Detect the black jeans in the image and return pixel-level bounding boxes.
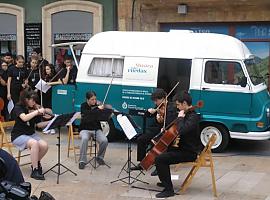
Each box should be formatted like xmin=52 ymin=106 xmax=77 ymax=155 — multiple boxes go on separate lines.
xmin=136 ymin=126 xmax=161 ymax=161
xmin=155 ymin=149 xmax=197 ymax=191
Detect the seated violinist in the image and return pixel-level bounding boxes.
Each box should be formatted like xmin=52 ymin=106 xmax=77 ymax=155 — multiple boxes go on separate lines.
xmin=154 ymin=91 xmax=200 ymax=198
xmin=78 ymin=91 xmax=109 ymax=169
xmin=11 ymin=90 xmax=51 ymax=180
xmin=130 ymin=88 xmax=177 ymax=176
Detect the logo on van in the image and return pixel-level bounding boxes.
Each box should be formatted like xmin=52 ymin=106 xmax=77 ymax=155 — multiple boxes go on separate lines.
xmin=122 ymin=102 xmax=128 ymax=109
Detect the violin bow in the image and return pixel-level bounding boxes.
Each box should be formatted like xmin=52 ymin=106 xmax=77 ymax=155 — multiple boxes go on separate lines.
xmin=156 ymin=81 xmax=180 ymax=110
xmin=102 ymin=60 xmax=115 ymax=105
xmin=48 ymin=67 xmax=64 ymax=82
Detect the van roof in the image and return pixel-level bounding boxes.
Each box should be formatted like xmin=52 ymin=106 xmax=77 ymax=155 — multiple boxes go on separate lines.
xmin=82 ymin=31 xmax=252 ymax=60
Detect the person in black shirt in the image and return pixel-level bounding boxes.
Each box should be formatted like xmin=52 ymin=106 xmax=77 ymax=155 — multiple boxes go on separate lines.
xmin=130 ymin=88 xmax=178 ymax=176
xmin=31 ymin=47 xmax=49 ymax=72
xmin=48 ymin=56 xmax=77 ymax=86
xmin=11 ymin=90 xmax=50 ymax=180
xmin=0 ymin=61 xmax=9 ymax=120
xmin=26 ymin=56 xmax=40 ymax=92
xmin=78 ymin=91 xmax=108 ymax=169
xmin=2 ymin=52 xmax=13 ymax=68
xmin=0 ymin=148 xmax=24 ymax=184
xmin=42 ymin=64 xmax=56 ymax=109
xmin=7 ymin=55 xmax=28 ymax=104
xmin=154 ymin=91 xmax=200 ymax=198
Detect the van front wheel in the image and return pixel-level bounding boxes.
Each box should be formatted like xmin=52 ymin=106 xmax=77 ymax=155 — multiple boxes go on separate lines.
xmin=200 ymin=124 xmax=229 ymax=153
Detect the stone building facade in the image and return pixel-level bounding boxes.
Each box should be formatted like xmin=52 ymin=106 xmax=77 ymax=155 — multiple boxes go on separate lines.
xmin=0 ymin=0 xmax=117 ymax=63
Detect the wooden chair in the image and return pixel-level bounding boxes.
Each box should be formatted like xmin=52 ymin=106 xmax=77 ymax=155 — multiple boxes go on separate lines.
xmin=0 ymin=121 xmax=15 ymax=155
xmin=67 ymin=124 xmax=97 ymax=163
xmin=0 ymin=120 xmax=30 ymax=166
xmin=175 ymin=134 xmax=217 ymax=197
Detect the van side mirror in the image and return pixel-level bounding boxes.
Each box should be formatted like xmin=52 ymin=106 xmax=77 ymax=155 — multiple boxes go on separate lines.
xmin=239 ymin=76 xmax=247 ymax=87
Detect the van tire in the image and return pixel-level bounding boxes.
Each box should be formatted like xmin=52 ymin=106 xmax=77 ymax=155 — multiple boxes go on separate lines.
xmin=200 ymin=124 xmax=229 ymax=153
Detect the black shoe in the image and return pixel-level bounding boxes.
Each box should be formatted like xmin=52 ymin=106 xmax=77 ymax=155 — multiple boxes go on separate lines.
xmin=31 ymin=168 xmax=45 ymax=180
xmin=96 ymin=158 xmax=105 ymax=165
xmin=130 ymin=164 xmax=143 ymax=171
xmin=38 ymin=161 xmax=42 ymax=174
xmin=151 ymin=169 xmax=158 ymax=176
xmin=156 ymin=182 xmax=165 ymax=188
xmin=79 ymin=162 xmax=86 ymax=169
xmin=155 ymin=189 xmax=174 ymax=198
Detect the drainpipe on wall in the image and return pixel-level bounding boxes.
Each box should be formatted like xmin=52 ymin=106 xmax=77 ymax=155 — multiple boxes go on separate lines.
xmin=131 ymin=0 xmax=136 ymax=31
xmin=113 ymin=0 xmax=118 ymax=30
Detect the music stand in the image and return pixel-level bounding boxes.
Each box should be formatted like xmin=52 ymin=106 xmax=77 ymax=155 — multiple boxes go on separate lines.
xmin=43 ymin=112 xmax=78 ymax=184
xmin=82 ymin=109 xmax=112 ymax=169
xmin=111 ymin=114 xmax=148 ymax=185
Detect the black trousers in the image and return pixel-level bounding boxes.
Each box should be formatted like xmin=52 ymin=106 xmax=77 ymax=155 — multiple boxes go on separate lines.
xmin=155 ymin=148 xmax=197 ymax=191
xmin=136 ymin=126 xmax=161 ymax=161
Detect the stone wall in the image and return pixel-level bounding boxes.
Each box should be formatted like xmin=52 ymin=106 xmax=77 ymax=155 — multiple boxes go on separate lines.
xmin=118 ymin=0 xmax=270 ymax=31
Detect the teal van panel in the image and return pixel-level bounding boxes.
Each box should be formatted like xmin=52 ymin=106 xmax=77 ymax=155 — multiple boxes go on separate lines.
xmin=74 ymin=82 xmax=155 ymax=132
xmin=191 ymin=88 xmax=270 ymax=133
xmin=52 ymin=85 xmax=76 ymax=114
xmin=199 ymin=90 xmax=251 ymax=115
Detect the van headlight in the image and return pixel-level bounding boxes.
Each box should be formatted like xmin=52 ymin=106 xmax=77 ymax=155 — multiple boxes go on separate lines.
xmin=266 ymin=108 xmax=270 ymax=118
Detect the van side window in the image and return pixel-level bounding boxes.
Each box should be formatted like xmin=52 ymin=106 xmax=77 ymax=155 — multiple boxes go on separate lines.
xmin=88 ymin=58 xmax=124 ymax=77
xmin=204 ymin=61 xmax=244 ymax=85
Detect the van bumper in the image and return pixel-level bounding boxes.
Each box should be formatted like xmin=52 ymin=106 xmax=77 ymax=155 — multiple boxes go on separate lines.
xmin=230 ymin=131 xmax=270 ymax=140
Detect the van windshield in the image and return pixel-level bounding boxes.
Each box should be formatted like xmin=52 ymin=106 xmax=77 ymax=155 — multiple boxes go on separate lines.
xmin=244 ymin=59 xmax=265 ymax=85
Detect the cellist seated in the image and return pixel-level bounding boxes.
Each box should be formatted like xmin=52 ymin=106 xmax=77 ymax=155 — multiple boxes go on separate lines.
xmin=130 ymin=88 xmax=177 ymax=176
xmin=154 ymin=91 xmax=201 ymax=198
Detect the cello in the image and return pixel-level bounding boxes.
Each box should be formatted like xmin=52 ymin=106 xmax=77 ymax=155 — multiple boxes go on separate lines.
xmin=140 ymin=100 xmax=203 ymax=171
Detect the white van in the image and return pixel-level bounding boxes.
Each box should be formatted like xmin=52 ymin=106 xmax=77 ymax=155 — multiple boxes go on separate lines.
xmin=52 ymin=31 xmax=270 ymax=152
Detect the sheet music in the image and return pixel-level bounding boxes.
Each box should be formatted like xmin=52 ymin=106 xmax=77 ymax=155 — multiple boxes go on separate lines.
xmin=7 ymin=100 xmax=14 ymax=114
xmin=66 ymin=112 xmax=81 ymax=126
xmin=35 ymin=79 xmax=51 ymax=93
xmin=43 ymin=114 xmax=59 ymax=132
xmin=43 ymin=112 xmax=80 ymax=132
xmin=117 ymin=114 xmax=137 ymax=140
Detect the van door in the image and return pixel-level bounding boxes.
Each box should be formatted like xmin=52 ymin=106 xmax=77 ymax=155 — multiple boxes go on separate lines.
xmin=200 ymin=60 xmax=251 ymax=115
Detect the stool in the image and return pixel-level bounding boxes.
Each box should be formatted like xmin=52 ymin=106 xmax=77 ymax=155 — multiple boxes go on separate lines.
xmin=67 ymin=125 xmax=96 ymax=163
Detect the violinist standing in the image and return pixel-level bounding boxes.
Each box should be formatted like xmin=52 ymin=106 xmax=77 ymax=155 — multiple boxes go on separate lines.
xmin=11 ymin=90 xmax=51 ymax=180
xmin=78 ymin=91 xmax=108 ymax=169
xmin=155 ymin=91 xmax=200 ymax=198
xmin=131 ymin=88 xmax=177 ymax=175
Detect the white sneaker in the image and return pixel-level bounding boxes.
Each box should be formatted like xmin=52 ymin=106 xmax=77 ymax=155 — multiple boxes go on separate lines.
xmin=43 ymin=130 xmax=50 ymax=134
xmin=50 ymin=129 xmax=56 ymax=134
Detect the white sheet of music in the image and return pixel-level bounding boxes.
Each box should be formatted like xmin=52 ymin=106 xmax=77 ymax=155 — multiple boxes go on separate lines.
xmin=117 ymin=114 xmax=137 ymax=140
xmin=66 ymin=112 xmax=81 ymax=126
xmin=35 ymin=79 xmax=51 ymax=93
xmin=43 ymin=114 xmax=59 ymax=132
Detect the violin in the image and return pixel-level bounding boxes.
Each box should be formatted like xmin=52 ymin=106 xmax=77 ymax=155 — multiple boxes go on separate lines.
xmin=156 ymin=101 xmax=166 ymax=124
xmin=28 ymin=103 xmax=54 ymax=119
xmin=140 ymin=100 xmax=203 ymax=171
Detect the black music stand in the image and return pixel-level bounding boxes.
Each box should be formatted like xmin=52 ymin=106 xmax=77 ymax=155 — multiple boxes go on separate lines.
xmin=82 ymin=109 xmax=112 ymax=169
xmin=111 ymin=114 xmax=148 ymax=185
xmin=43 ymin=113 xmax=78 ymax=184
